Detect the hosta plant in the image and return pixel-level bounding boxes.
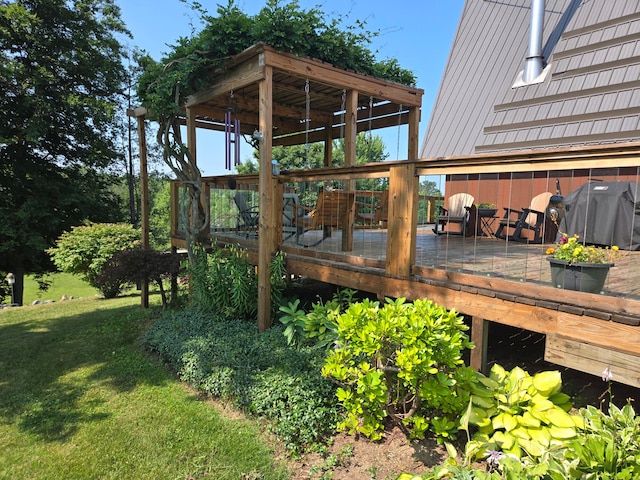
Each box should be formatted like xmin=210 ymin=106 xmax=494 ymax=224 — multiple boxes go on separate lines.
xmin=322 ymin=297 xmax=476 ymax=442
xmin=462 ymin=364 xmax=583 ymax=460
xmin=556 ymin=402 xmax=640 ymax=478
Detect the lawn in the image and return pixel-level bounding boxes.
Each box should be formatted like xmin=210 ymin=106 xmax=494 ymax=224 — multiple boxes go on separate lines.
xmin=22 ymin=272 xmax=99 ymax=305
xmin=0 ymin=294 xmax=290 ymax=479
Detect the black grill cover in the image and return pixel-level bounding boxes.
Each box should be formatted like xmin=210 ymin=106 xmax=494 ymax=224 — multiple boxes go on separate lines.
xmin=560 ymin=181 xmax=640 ymax=250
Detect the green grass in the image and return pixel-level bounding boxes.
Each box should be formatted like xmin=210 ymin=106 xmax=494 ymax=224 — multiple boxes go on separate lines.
xmin=23 ymin=272 xmax=99 ymax=305
xmin=0 ymin=296 xmax=290 ymax=479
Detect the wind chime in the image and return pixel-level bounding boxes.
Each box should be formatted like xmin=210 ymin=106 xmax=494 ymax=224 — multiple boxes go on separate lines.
xmin=224 ymin=91 xmax=240 ymax=171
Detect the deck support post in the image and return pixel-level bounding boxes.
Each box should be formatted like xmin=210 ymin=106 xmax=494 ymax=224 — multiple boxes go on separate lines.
xmin=257 ymin=66 xmax=275 ymax=332
xmin=386 ymin=164 xmax=418 ymax=277
xmin=407 ymin=106 xmax=420 ymax=162
xmin=471 ymin=316 xmax=489 ymax=374
xmin=340 ymin=89 xmax=358 ymax=251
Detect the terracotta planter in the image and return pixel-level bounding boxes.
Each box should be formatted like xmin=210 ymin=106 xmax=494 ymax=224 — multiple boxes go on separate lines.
xmin=547 ymin=257 xmax=613 ymax=294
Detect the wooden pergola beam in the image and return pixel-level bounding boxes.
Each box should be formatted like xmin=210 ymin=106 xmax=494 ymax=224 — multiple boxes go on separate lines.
xmin=262 ymin=46 xmax=422 ymax=107
xmin=185 ymin=55 xmax=266 ymax=107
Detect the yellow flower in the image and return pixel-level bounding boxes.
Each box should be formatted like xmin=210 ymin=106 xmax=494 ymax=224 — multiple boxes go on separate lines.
xmin=546 ymin=232 xmax=621 ymax=264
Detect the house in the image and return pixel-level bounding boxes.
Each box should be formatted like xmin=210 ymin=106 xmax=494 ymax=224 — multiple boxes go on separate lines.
xmin=138 ymin=2 xmax=640 ymax=388
xmin=423 ymin=0 xmax=640 ymax=157
xmin=416 ymin=0 xmax=640 ymax=384
xmin=421 ymin=0 xmax=640 ymax=237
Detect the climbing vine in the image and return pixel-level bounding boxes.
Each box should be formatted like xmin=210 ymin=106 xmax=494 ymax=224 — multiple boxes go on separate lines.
xmin=136 ymin=0 xmax=417 ymax=117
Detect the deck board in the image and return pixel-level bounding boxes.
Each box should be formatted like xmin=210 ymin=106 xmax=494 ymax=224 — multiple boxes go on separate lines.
xmin=237 ymin=225 xmax=640 ymax=301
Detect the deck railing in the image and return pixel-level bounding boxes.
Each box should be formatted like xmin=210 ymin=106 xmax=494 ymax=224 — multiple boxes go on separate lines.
xmin=170 ymin=144 xmax=640 ymax=310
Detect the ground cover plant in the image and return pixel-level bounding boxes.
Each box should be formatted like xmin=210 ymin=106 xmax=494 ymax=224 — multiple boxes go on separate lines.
xmin=0 ymin=295 xmax=289 ymax=479
xmin=144 ymin=309 xmax=340 ymax=454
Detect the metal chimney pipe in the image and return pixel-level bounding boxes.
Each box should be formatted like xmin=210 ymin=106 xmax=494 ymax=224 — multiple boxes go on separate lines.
xmin=523 ymin=0 xmax=545 ymax=83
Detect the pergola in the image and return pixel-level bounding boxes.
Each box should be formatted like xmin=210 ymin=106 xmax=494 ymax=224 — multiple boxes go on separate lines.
xmin=132 ymin=42 xmax=424 ymax=330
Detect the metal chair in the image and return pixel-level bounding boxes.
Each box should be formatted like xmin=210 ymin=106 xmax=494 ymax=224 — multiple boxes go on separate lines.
xmin=233 ymin=192 xmax=259 ymax=238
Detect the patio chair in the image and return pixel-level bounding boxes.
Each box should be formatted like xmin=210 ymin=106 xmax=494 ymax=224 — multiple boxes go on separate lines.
xmin=356 ymin=190 xmax=389 ymax=228
xmin=234 ymin=192 xmax=259 ymax=238
xmin=282 ymin=193 xmax=314 ymax=242
xmin=296 ymin=189 xmax=355 ymax=247
xmin=495 ymin=191 xmax=553 ymax=244
xmin=432 ymin=193 xmax=475 ymax=236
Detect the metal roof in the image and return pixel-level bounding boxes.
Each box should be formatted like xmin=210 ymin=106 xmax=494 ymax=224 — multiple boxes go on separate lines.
xmin=421 ymin=0 xmax=640 ymax=158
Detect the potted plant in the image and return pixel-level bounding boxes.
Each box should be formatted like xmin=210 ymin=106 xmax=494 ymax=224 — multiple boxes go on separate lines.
xmin=545 ymin=234 xmax=620 ymax=293
xmin=477 ymin=202 xmax=497 ymax=215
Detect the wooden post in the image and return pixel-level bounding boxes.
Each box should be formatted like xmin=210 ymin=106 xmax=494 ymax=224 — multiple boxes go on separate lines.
xmin=386 ymin=164 xmax=418 ymax=277
xmin=407 ymin=106 xmax=420 ymax=161
xmin=257 ymin=66 xmax=275 ymax=332
xmin=186 ymin=107 xmax=197 ymax=166
xmin=471 ymin=317 xmax=489 ymax=374
xmin=134 ymin=110 xmax=149 ymax=308
xmin=407 ymin=106 xmax=420 ymax=266
xmin=341 ymin=89 xmax=358 ymax=251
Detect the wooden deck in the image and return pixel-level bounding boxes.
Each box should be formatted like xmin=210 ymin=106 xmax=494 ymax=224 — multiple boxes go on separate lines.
xmin=217 ymin=225 xmax=640 ymax=301
xmin=167 ymin=145 xmax=640 ymax=388
xmin=208 ymin=223 xmax=640 ymax=389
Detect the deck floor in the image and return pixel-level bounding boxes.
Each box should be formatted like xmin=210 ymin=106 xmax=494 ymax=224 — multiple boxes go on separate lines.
xmin=230 ymin=225 xmax=640 ymax=301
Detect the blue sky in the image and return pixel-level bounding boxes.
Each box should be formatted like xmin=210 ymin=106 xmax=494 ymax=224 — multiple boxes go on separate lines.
xmin=118 ymin=0 xmax=465 ymax=176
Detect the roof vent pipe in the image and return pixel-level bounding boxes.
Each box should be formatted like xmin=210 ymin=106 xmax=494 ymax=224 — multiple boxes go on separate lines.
xmin=523 ymin=0 xmax=546 ymax=83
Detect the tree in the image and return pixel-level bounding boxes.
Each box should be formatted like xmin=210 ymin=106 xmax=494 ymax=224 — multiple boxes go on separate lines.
xmin=419 ymin=179 xmax=443 ymax=197
xmin=48 ymin=223 xmax=141 ymax=298
xmin=0 ymin=0 xmax=129 ymax=305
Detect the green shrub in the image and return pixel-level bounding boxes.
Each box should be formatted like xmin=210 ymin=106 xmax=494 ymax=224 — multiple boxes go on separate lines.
xmin=48 ymin=223 xmax=141 ymax=298
xmin=95 ymin=248 xmax=183 ymax=309
xmin=400 ymin=390 xmax=640 ymax=480
xmin=462 ymin=364 xmax=581 ymax=460
xmin=278 ymin=287 xmax=357 ymax=348
xmin=321 ymin=297 xmax=476 ymax=442
xmin=144 ymin=309 xmax=339 ymax=454
xmin=552 ymin=402 xmax=640 ymax=478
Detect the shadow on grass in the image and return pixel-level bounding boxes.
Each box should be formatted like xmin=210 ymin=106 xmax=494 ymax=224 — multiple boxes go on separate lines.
xmin=0 ymin=300 xmax=169 ymax=442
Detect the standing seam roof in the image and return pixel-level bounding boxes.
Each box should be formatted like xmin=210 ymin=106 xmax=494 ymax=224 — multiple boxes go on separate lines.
xmin=421 ymin=0 xmax=640 ymax=158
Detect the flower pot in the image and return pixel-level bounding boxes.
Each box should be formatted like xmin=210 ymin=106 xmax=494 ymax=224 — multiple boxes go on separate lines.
xmin=547 ymin=258 xmax=612 ymax=294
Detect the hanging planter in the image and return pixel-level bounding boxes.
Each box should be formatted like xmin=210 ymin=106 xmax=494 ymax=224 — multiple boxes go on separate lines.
xmin=547 ymin=258 xmax=612 ymax=294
